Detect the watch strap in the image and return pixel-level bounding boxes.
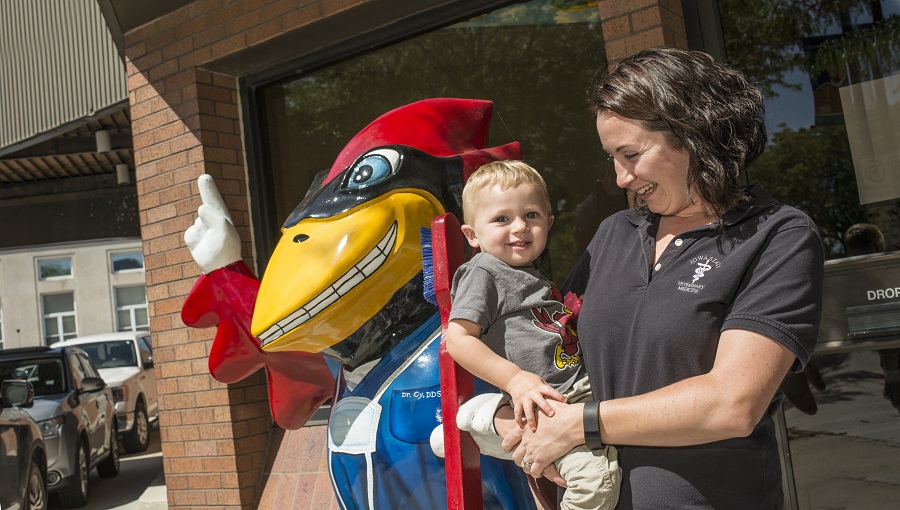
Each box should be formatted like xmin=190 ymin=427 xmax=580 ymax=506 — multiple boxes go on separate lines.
xmin=583 ymin=400 xmax=604 ymax=450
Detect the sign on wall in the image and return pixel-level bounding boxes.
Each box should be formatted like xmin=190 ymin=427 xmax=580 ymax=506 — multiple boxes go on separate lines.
xmin=818 ymin=252 xmax=900 ymax=353
xmin=840 ymin=74 xmax=900 ymax=205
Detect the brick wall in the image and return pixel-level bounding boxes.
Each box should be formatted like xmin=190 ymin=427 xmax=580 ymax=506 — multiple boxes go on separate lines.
xmin=598 ymin=0 xmax=688 ymax=64
xmin=124 ymin=0 xmax=687 ymax=508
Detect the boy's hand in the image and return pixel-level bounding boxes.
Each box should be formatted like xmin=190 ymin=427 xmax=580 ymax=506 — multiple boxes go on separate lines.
xmin=506 ymin=371 xmax=566 ymax=431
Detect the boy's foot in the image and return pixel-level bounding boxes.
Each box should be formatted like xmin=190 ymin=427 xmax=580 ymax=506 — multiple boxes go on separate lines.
xmin=457 ymin=393 xmax=513 ymax=459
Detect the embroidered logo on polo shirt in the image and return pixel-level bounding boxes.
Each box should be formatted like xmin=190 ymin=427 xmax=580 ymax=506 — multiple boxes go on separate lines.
xmin=677 ymin=255 xmax=721 ymax=293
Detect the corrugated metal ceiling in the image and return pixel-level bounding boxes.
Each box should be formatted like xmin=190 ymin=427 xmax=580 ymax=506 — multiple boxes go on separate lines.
xmin=0 ymin=107 xmax=132 ymax=185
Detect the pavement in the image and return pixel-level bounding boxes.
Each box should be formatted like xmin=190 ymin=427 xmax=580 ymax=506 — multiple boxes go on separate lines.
xmin=49 ymin=425 xmax=167 ymax=510
xmin=780 ymin=348 xmax=900 ymax=510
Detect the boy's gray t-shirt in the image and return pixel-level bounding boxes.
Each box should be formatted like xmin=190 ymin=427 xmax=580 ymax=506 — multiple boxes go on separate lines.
xmin=449 ymin=252 xmax=584 ymax=392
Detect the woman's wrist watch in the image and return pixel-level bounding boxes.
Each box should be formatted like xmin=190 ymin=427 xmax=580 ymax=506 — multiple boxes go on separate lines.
xmin=583 ymin=400 xmax=604 ymax=450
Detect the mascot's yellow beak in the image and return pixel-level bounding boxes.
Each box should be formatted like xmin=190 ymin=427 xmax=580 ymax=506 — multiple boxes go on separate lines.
xmin=253 ymin=189 xmax=444 ymax=353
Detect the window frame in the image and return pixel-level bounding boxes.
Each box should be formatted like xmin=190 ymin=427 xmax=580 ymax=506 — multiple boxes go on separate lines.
xmin=41 ymin=291 xmax=77 ymax=344
xmin=68 ymin=351 xmax=86 ymax=386
xmin=109 ymin=250 xmax=145 ymax=273
xmin=77 ymin=352 xmax=101 ymax=379
xmin=114 ymin=285 xmax=149 ymax=332
xmin=37 ymin=257 xmax=74 ymax=281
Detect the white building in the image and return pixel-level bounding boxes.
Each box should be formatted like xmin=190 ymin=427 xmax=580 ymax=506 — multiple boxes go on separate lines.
xmin=0 ymin=1 xmax=142 ymax=350
xmin=0 ymin=238 xmax=146 ymax=349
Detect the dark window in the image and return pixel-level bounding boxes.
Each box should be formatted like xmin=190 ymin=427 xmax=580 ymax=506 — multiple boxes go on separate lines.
xmin=77 ymin=353 xmax=101 ymax=379
xmin=721 ymin=0 xmax=900 ymax=258
xmin=137 ymin=336 xmax=152 ymax=365
xmin=111 ymin=251 xmax=144 ymax=272
xmin=255 ymin=0 xmax=616 ymax=283
xmin=0 ymin=358 xmax=67 ymax=396
xmin=79 ymin=341 xmax=139 ymax=369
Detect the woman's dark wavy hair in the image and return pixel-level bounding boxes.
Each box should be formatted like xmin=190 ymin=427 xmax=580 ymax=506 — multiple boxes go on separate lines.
xmin=589 ymin=47 xmax=766 ymax=219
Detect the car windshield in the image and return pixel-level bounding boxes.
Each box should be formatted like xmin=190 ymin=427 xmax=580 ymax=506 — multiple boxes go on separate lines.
xmin=79 ymin=340 xmax=137 ymax=369
xmin=0 ymin=358 xmax=68 ymax=396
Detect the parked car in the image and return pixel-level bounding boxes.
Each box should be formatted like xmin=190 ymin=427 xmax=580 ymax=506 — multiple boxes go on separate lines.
xmin=1 ymin=379 xmax=47 ymax=510
xmin=0 ymin=346 xmax=119 ymax=509
xmin=52 ymin=332 xmax=158 ymax=453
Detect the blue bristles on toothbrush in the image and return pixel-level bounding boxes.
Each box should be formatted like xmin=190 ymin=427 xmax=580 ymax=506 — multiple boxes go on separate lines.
xmin=420 ymin=226 xmax=437 ymax=306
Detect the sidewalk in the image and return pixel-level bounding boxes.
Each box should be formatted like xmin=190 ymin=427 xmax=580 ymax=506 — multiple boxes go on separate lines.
xmin=67 ymin=428 xmax=166 ymax=510
xmin=138 ymin=471 xmax=167 ymax=510
xmin=782 ymin=349 xmax=900 ymax=509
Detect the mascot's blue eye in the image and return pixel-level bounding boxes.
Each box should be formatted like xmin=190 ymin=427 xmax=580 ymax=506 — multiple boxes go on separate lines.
xmin=344 ymin=149 xmax=401 ymax=189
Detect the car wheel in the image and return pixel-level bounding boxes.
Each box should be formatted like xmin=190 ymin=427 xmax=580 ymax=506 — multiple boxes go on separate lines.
xmin=97 ymin=422 xmax=120 ymax=478
xmin=27 ymin=457 xmax=47 ymax=510
xmin=56 ymin=440 xmax=89 ymax=508
xmin=123 ymin=402 xmax=150 ymax=453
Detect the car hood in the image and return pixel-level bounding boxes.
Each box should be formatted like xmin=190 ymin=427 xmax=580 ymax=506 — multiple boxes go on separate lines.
xmin=25 ymin=397 xmax=65 ymax=422
xmin=98 ymin=367 xmax=140 ymax=386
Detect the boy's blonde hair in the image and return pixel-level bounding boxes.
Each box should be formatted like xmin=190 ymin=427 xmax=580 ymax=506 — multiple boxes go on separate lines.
xmin=462 ymin=160 xmax=551 ymax=224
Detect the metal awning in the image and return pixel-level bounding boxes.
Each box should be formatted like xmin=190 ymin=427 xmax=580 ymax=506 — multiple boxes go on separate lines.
xmin=0 ymin=105 xmax=132 ymax=185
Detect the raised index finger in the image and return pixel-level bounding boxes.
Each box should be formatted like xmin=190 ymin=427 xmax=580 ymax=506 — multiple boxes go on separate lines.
xmin=197 ymin=174 xmax=230 ymax=218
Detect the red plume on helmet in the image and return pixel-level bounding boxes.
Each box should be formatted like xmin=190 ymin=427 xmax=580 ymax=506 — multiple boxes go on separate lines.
xmin=325 ymin=98 xmax=521 ymax=186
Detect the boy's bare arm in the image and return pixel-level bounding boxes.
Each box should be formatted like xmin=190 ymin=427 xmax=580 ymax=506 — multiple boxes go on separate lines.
xmin=445 ymin=319 xmax=522 ymax=390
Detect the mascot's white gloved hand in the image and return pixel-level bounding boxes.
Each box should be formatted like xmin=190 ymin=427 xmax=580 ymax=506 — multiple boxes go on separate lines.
xmin=429 ymin=393 xmax=513 ymax=460
xmin=430 ymin=425 xmax=445 ymax=458
xmin=184 ymin=174 xmax=241 ymax=273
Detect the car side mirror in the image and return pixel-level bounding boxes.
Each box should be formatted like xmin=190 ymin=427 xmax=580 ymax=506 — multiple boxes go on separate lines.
xmin=80 ymin=377 xmax=106 ymax=393
xmin=1 ymin=379 xmax=35 ymax=407
xmin=143 ymin=358 xmax=153 ymax=369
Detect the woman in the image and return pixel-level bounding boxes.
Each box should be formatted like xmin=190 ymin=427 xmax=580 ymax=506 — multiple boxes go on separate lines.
xmin=499 ymin=47 xmax=824 ymax=508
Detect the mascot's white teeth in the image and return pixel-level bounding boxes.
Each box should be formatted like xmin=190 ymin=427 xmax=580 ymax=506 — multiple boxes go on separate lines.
xmin=259 ymin=222 xmax=398 ymax=347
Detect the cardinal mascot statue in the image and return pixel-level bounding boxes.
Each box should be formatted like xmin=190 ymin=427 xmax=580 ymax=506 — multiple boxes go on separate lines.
xmin=181 ymin=98 xmax=536 ymax=510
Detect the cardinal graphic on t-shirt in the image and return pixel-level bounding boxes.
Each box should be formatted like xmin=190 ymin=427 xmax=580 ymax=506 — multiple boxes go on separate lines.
xmin=531 ymin=285 xmax=582 ymax=369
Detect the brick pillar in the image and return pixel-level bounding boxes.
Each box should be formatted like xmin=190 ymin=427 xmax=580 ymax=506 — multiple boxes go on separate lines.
xmin=128 ymin=48 xmax=271 ymax=507
xmin=597 ymin=0 xmax=689 ymax=63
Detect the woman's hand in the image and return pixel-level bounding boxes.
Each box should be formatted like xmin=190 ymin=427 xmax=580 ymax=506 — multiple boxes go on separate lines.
xmin=506 ymin=399 xmax=583 ymax=486
xmin=494 ymin=405 xmax=567 ymax=487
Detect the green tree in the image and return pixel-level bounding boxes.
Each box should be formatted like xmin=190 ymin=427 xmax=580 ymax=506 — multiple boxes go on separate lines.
xmin=747 ymin=124 xmax=864 ymax=255
xmin=719 ymin=0 xmax=896 ymax=97
xmin=720 ymin=0 xmax=897 ymax=257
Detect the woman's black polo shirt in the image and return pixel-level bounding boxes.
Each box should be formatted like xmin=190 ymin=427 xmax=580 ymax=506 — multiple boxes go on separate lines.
xmin=564 ymin=185 xmax=824 ymax=509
